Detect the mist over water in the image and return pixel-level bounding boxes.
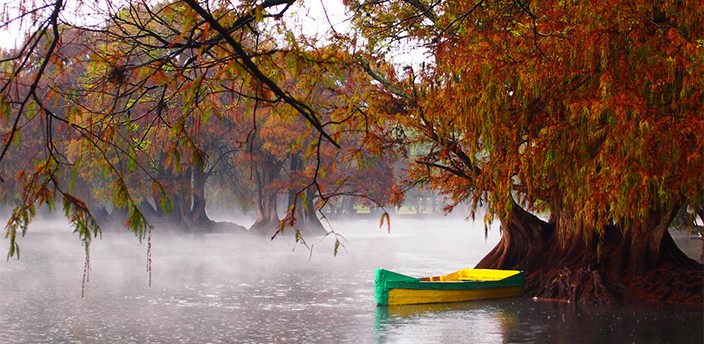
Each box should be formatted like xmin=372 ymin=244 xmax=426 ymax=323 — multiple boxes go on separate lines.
xmin=1 ymin=216 xmax=701 ymax=343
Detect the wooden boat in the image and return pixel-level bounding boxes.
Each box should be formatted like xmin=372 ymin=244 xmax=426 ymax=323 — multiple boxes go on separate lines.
xmin=375 ymin=268 xmax=524 ymax=306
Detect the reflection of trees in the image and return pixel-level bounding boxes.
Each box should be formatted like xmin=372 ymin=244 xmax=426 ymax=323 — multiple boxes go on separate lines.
xmin=374 ymin=299 xmax=702 ymax=343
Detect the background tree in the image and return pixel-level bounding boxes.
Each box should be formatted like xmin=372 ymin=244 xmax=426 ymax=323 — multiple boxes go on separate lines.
xmin=1 ymin=0 xmax=396 ymax=242
xmin=1 ymin=0 xmax=345 ymax=245
xmin=245 ymin=43 xmax=402 ymax=237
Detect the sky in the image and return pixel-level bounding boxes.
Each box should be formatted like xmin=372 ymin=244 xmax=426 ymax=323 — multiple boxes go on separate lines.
xmin=0 ymin=0 xmax=113 ymax=50
xmin=0 ymin=0 xmax=427 ymax=66
xmin=0 ymin=0 xmax=351 ymax=50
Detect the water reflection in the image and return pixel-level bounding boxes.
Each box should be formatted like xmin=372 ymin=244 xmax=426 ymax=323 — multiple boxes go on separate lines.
xmin=375 ymin=298 xmax=702 ymax=344
xmin=375 ymin=301 xmax=510 ymax=343
xmin=0 ymin=218 xmax=701 ymax=343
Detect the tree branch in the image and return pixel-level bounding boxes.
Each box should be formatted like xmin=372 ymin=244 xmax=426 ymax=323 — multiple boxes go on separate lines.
xmin=0 ymin=0 xmax=64 ymax=166
xmin=182 ymin=0 xmax=340 ymax=148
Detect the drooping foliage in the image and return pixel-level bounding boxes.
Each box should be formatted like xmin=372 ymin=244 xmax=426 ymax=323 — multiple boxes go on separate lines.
xmin=1 ymin=0 xmax=702 ymax=302
xmin=345 ymin=0 xmax=703 ymax=303
xmin=1 ymin=0 xmax=398 ymax=246
xmin=0 ymin=0 xmax=314 ymax=249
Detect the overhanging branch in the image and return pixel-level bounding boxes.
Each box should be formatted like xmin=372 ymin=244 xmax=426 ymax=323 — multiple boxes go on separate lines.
xmin=182 ymin=0 xmax=340 ymax=148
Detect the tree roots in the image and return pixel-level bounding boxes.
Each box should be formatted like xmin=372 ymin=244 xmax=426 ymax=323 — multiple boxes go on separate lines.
xmin=522 ymin=262 xmax=702 ymax=304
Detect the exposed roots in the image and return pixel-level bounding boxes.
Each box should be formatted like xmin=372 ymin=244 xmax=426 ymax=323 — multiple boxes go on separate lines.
xmin=521 ymin=262 xmax=702 ymax=304
xmin=528 ymin=266 xmax=626 ymax=304
xmin=477 ymin=201 xmax=704 ymax=304
xmin=624 ymin=264 xmax=704 ymax=304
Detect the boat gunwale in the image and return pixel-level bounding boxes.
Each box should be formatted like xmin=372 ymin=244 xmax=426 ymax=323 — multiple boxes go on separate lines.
xmin=383 ymin=275 xmax=524 ymax=291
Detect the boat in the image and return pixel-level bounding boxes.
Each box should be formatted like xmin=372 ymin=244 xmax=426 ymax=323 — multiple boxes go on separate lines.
xmin=374 ymin=268 xmax=524 ymax=306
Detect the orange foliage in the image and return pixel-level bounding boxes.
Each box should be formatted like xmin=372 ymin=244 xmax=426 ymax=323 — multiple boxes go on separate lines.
xmin=352 ymin=0 xmax=704 ymax=233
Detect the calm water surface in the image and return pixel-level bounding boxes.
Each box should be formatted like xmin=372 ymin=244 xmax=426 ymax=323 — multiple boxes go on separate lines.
xmin=1 ymin=217 xmax=701 ymax=343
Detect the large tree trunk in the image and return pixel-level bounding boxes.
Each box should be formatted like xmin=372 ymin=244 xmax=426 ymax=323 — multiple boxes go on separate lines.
xmin=153 ymin=161 xmax=186 ymax=226
xmin=151 ymin=163 xmax=214 ymax=231
xmin=475 ymin=200 xmax=703 ymax=304
xmin=185 ymin=162 xmax=214 ymax=229
xmin=176 ymin=166 xmax=193 ymax=224
xmin=249 ymin=157 xmax=282 ymax=235
xmin=287 ymin=186 xmax=327 ymax=236
xmin=283 ymin=154 xmax=326 ymax=236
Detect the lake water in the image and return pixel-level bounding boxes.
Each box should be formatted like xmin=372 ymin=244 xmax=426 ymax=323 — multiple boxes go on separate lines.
xmin=0 ymin=217 xmax=701 ymax=343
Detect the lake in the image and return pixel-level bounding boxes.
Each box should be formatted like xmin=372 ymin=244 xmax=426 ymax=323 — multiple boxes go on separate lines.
xmin=0 ymin=217 xmax=701 ymax=343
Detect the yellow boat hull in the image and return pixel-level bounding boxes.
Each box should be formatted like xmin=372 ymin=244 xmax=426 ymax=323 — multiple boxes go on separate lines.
xmin=387 ymin=286 xmax=522 ymax=305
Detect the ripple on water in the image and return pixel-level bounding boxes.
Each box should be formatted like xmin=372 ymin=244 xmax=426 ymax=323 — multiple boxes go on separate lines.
xmin=1 ymin=219 xmax=701 ymax=343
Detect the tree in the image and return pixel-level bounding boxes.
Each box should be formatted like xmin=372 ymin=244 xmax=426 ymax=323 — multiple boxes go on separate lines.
xmin=1 ymin=0 xmax=344 ymax=247
xmin=348 ymin=0 xmax=703 ymax=303
xmin=5 ymin=0 xmax=700 ymax=304
xmin=245 ymin=43 xmax=401 ymax=237
xmin=1 ymin=0 xmax=394 ymax=243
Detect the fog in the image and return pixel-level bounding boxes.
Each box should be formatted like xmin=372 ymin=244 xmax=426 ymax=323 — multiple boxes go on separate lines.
xmin=89 ymin=217 xmax=494 ymax=295
xmin=0 ymin=216 xmax=499 ymax=341
xmin=1 ymin=216 xmax=701 ymax=343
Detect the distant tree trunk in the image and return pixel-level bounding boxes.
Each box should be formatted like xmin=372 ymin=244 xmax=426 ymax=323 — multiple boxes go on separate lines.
xmin=184 ymin=162 xmax=214 ymax=229
xmin=339 ymin=196 xmax=355 ymax=216
xmin=476 ymin=200 xmax=703 ymax=304
xmin=153 ymin=163 xmax=214 ymax=231
xmin=139 ymin=199 xmax=160 ymax=218
xmin=284 ymin=154 xmax=326 ymax=236
xmin=249 ymin=156 xmax=282 ymax=235
xmin=91 ymin=205 xmax=112 ymax=225
xmin=177 ymin=166 xmax=193 ymax=223
xmin=288 ymin=186 xmax=327 ymax=236
xmin=154 ymin=162 xmax=182 ymax=222
xmin=109 ymin=206 xmax=130 ymax=225
xmin=160 ymin=168 xmax=190 ymax=228
xmin=73 ymin=178 xmax=117 ymax=226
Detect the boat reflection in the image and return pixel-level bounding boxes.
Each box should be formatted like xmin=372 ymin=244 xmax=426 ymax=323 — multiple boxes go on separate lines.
xmin=374 ymin=299 xmax=518 ymax=343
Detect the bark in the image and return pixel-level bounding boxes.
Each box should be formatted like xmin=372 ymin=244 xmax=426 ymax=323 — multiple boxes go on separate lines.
xmin=476 ymin=201 xmax=555 ymax=271
xmin=176 ymin=166 xmax=193 ymax=224
xmin=186 ymin=162 xmax=214 ymax=228
xmin=475 ymin=200 xmax=703 ymax=304
xmin=283 ymin=154 xmax=326 ymax=236
xmin=139 ymin=199 xmax=161 ymax=218
xmin=287 ymin=186 xmax=327 ymax=236
xmin=154 ymin=163 xmax=186 ymax=224
xmin=91 ymin=206 xmax=110 ymax=223
xmin=249 ymin=157 xmax=282 ymax=235
xmin=150 ymin=164 xmax=215 ymax=231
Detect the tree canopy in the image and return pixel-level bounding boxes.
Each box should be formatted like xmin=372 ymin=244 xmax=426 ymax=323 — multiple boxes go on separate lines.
xmin=1 ymin=0 xmax=702 ymax=303
xmin=348 ymin=0 xmax=703 ymax=303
